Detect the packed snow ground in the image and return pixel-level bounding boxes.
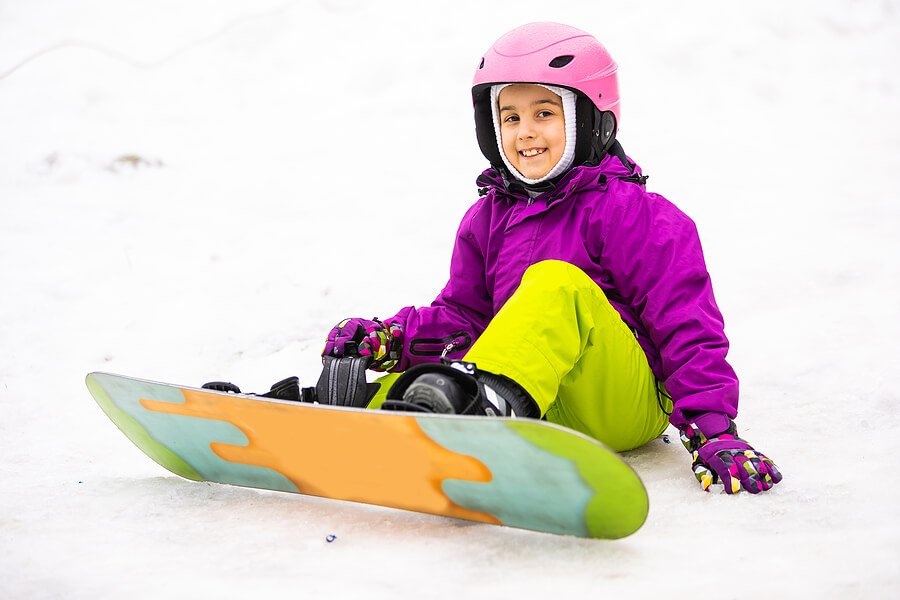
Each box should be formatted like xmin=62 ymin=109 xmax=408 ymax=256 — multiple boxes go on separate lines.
xmin=2 ymin=1 xmax=898 ymax=598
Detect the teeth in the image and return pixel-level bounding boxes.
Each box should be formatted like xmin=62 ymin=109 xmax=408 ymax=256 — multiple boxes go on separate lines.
xmin=521 ymin=148 xmax=545 ymax=157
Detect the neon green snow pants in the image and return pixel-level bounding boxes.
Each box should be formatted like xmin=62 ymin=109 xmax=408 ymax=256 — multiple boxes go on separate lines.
xmin=372 ymin=260 xmax=671 ymax=451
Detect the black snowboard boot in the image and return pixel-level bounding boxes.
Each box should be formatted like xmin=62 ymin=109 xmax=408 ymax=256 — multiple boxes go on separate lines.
xmin=382 ymin=360 xmax=540 ymax=418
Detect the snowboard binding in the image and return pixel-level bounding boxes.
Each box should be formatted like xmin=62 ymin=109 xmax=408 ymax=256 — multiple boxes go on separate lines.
xmin=201 ymin=356 xmax=380 ymax=409
xmin=381 ymin=359 xmax=540 ymax=418
xmin=202 ymin=376 xmax=305 ymax=401
xmin=202 ymin=357 xmax=539 ymax=419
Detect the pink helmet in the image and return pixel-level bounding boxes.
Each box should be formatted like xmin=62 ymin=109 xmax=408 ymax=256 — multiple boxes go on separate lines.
xmin=472 ymin=22 xmax=620 ymax=173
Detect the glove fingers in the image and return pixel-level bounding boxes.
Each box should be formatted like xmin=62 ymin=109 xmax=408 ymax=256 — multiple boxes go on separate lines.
xmin=768 ymin=462 xmax=783 ymax=485
xmin=757 ymin=452 xmax=783 ymax=486
xmin=724 ymin=455 xmax=742 ymax=494
xmin=324 ymin=325 xmax=342 ymax=356
xmin=734 ymin=451 xmax=781 ymax=494
xmin=753 ymin=453 xmax=784 ymax=492
xmin=751 ymin=456 xmax=776 ymax=492
xmin=326 ymin=320 xmax=364 ymax=357
xmin=737 ymin=453 xmax=767 ymax=494
xmin=710 ymin=452 xmax=741 ymax=494
xmin=705 ymin=449 xmax=783 ymax=495
xmin=331 ymin=326 xmax=354 ymax=356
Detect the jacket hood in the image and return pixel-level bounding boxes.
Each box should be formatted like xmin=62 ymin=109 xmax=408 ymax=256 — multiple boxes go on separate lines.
xmin=476 ymin=141 xmax=645 ymax=204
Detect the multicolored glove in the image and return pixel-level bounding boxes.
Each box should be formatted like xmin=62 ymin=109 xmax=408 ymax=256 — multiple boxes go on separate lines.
xmin=678 ymin=412 xmax=783 ymax=494
xmin=322 ymin=317 xmax=403 ymax=371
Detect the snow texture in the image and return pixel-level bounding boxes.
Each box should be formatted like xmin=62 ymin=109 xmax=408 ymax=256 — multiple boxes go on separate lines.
xmin=1 ymin=0 xmax=899 ymax=598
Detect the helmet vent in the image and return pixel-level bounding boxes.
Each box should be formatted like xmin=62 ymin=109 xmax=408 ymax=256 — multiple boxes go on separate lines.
xmin=479 ymin=57 xmax=485 ymax=69
xmin=548 ymin=55 xmax=574 ymax=68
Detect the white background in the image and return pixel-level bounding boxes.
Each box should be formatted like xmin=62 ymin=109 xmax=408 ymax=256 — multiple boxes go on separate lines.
xmin=1 ymin=1 xmax=898 ymax=597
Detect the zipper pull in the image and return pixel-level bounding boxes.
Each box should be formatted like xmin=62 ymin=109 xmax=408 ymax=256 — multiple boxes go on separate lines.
xmin=440 ymin=342 xmax=456 ymax=359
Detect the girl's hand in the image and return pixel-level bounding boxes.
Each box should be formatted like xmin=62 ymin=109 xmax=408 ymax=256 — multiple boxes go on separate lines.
xmin=678 ymin=412 xmax=783 ymax=494
xmin=322 ymin=317 xmax=403 ymax=371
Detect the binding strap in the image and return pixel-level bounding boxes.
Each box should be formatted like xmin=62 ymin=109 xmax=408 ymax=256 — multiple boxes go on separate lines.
xmin=315 ymin=356 xmax=381 ymax=409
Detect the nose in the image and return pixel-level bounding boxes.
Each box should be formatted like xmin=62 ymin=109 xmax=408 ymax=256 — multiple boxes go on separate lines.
xmin=517 ymin=116 xmax=536 ymax=140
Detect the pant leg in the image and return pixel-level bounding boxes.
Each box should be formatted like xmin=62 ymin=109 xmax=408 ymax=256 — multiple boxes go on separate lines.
xmin=368 ymin=372 xmax=401 ymax=409
xmin=463 ymin=260 xmax=670 ymax=451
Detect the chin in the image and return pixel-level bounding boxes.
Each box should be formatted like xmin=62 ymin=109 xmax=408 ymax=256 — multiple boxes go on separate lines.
xmin=515 ymin=160 xmax=553 ymax=180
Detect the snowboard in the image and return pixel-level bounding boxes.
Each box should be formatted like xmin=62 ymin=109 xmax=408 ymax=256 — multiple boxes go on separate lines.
xmin=86 ymin=371 xmax=648 ymax=539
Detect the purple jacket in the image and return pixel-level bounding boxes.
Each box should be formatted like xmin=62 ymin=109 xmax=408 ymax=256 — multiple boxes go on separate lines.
xmin=385 ymin=151 xmax=738 ymax=426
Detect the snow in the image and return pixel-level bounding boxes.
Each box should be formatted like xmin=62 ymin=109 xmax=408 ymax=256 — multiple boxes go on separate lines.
xmin=1 ymin=0 xmax=898 ymax=597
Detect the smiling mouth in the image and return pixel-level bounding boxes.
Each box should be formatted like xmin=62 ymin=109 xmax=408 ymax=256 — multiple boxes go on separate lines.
xmin=519 ymin=148 xmax=546 ymax=158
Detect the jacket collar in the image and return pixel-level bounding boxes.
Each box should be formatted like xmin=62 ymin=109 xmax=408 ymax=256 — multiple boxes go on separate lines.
xmin=476 ymin=141 xmax=644 ymax=205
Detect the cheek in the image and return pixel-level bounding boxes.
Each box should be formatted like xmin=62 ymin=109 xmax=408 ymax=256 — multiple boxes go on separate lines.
xmin=500 ymin=130 xmax=517 ymax=155
xmin=552 ymin=127 xmax=567 ymax=154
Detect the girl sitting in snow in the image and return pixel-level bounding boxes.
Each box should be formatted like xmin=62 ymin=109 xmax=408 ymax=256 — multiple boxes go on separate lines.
xmin=322 ymin=22 xmax=782 ymax=495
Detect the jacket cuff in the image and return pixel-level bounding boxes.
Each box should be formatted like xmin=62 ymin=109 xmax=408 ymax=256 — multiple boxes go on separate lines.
xmin=676 ymin=411 xmax=732 ymax=438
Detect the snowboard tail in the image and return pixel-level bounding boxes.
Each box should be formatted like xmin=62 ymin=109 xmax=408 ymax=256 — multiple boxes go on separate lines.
xmin=86 ymin=371 xmax=648 ymax=539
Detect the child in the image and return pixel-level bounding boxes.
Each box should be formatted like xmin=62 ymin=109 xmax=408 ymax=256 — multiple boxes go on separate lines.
xmin=322 ymin=22 xmax=782 ymax=495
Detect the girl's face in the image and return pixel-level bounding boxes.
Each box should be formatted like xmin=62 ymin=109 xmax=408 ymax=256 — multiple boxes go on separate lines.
xmin=498 ymin=84 xmax=566 ymax=180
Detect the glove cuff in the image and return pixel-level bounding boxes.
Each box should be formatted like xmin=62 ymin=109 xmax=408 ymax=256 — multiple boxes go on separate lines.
xmin=372 ymin=318 xmax=404 ymax=371
xmin=678 ymin=411 xmax=738 ymax=454
xmin=689 ymin=412 xmax=734 ymax=439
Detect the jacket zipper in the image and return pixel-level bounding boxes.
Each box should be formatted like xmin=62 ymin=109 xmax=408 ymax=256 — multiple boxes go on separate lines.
xmin=409 ymin=332 xmax=472 ymax=357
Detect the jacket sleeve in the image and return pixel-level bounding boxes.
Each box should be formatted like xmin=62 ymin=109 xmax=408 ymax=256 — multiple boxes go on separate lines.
xmin=600 ymin=189 xmax=739 ymax=426
xmin=384 ymin=200 xmax=493 ymax=371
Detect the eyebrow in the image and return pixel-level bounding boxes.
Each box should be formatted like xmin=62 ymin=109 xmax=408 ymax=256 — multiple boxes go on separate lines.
xmin=499 ymin=98 xmax=562 ymax=112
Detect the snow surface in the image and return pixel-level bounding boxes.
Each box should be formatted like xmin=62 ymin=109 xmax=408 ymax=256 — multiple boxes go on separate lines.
xmin=2 ymin=0 xmax=899 ymax=597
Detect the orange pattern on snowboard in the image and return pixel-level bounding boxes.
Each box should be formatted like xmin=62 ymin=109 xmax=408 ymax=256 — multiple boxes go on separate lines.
xmin=140 ymin=388 xmax=499 ymax=524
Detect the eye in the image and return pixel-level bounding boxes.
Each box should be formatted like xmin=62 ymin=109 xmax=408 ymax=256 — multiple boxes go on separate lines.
xmin=503 ymin=114 xmax=519 ymax=123
xmin=536 ymin=110 xmax=555 ymax=118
